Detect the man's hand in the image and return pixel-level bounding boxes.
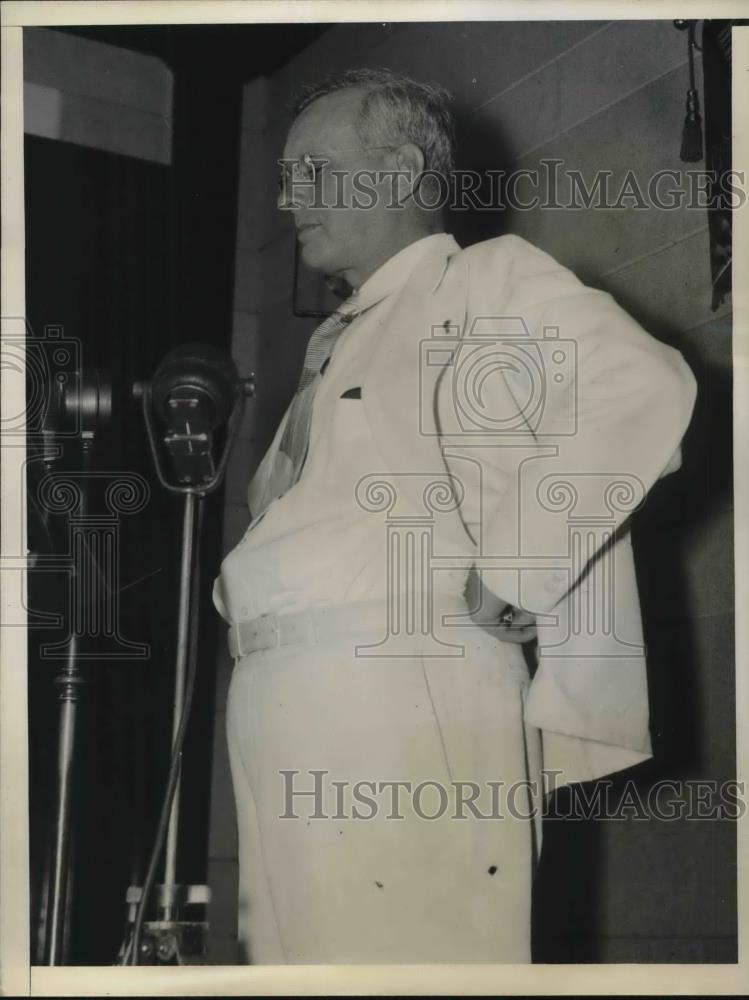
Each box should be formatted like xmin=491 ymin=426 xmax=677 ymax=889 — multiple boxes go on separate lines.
xmin=491 ymin=604 xmax=537 ymax=644
xmin=465 ymin=567 xmax=538 ymax=644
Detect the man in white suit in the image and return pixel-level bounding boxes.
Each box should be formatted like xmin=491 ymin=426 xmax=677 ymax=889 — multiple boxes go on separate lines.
xmin=213 ymin=69 xmax=697 ymax=963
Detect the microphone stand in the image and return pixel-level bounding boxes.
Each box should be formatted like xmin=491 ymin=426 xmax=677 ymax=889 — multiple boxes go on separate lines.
xmin=121 ymin=372 xmax=253 ymax=964
xmin=45 ymin=439 xmax=91 ymax=966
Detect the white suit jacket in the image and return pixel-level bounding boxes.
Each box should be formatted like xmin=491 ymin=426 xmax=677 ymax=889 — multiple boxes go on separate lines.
xmin=350 ymin=233 xmax=698 ymax=786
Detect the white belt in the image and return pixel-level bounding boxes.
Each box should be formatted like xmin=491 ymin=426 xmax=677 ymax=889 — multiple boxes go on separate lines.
xmin=227 ymin=596 xmax=466 ymax=659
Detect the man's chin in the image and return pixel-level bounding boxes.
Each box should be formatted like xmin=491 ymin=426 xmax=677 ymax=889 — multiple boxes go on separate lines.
xmin=298 ymin=239 xmax=328 ymax=273
xmin=298 ymin=232 xmax=341 ymax=274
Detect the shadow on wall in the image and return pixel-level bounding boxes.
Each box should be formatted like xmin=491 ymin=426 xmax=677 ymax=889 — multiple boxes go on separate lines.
xmin=447 ymin=102 xmax=516 ymax=246
xmin=536 ymin=312 xmax=733 ymax=962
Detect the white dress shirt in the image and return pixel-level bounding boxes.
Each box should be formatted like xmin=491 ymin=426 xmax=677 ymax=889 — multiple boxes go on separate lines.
xmin=213 ymin=233 xmax=466 ymax=624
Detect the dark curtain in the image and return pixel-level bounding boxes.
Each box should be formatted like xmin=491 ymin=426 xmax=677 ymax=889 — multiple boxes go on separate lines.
xmin=24 ymin=130 xmax=228 ymax=962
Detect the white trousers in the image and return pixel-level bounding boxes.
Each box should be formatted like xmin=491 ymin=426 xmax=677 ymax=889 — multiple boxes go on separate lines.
xmin=226 ymin=605 xmax=542 ymax=964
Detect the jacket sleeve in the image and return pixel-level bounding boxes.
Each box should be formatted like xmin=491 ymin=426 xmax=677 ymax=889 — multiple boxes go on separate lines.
xmin=469 ymin=237 xmax=698 ymax=616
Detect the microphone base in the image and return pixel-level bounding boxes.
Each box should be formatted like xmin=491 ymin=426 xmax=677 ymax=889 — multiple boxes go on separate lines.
xmin=119 ymin=883 xmax=211 ymax=965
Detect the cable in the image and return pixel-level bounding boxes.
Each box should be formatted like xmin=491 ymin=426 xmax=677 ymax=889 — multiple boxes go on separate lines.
xmin=119 ymin=494 xmax=205 ymax=965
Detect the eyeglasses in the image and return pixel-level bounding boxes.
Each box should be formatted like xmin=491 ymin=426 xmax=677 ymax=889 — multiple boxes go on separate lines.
xmin=277 ymin=146 xmax=396 ymax=201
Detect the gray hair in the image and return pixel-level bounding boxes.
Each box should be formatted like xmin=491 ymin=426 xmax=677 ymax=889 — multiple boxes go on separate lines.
xmin=291 ymin=68 xmax=456 ymax=181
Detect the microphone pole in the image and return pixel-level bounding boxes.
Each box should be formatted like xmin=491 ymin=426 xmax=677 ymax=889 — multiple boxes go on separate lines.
xmin=46 ymin=438 xmax=90 ymax=966
xmin=162 ymin=487 xmax=197 ymax=922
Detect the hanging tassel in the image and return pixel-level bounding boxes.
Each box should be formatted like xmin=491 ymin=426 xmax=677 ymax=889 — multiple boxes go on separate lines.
xmin=681 ymin=89 xmax=703 ymax=161
xmin=680 ymin=22 xmax=703 ymax=162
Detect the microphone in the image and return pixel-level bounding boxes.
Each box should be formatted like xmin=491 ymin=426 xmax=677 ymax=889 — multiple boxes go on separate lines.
xmin=121 ymin=344 xmax=253 ymax=965
xmin=149 ymin=343 xmax=240 ymax=486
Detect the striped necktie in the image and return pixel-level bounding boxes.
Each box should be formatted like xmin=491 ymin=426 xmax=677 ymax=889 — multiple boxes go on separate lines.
xmin=279 ymin=307 xmax=357 ymax=483
xmin=249 ymin=308 xmax=358 ymax=519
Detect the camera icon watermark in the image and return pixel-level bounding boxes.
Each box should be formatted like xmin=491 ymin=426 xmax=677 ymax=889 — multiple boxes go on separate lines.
xmin=1 ymin=318 xmax=83 ymax=442
xmin=420 ymin=316 xmax=577 ymax=437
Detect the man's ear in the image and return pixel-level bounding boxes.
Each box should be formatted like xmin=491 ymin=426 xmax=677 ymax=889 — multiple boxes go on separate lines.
xmin=391 ymin=143 xmax=426 ymax=205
